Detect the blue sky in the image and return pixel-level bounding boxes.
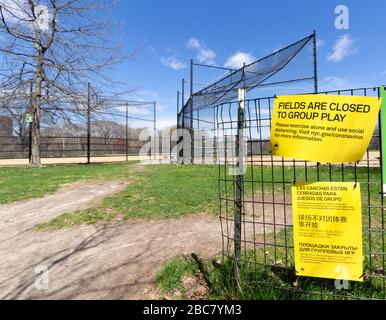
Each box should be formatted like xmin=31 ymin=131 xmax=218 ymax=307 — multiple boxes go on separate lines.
xmin=109 ymin=0 xmax=386 ymax=128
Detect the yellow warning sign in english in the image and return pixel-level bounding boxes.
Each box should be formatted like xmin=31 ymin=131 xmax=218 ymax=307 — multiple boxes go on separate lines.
xmin=292 ymin=181 xmax=363 ymax=282
xmin=270 ymin=94 xmax=381 ymax=163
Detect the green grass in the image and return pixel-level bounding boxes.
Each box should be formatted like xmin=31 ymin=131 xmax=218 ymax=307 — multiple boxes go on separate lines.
xmin=0 ymin=162 xmax=136 ymax=204
xmin=106 ymin=164 xmax=219 ymax=219
xmin=2 ymin=161 xmax=385 ymax=298
xmin=35 ymin=208 xmax=118 ymax=231
xmin=156 ymin=252 xmax=386 ymax=300
xmin=152 ymin=164 xmax=385 ymax=300
xmin=155 ymin=255 xmax=199 ymax=297
xmin=17 ymin=163 xmax=384 ymax=232
xmin=35 ymin=164 xmax=220 ymax=229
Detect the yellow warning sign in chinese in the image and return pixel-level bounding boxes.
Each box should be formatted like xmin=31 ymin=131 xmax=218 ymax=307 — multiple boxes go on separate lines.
xmin=292 ymin=182 xmax=363 ymax=281
xmin=270 ymin=94 xmax=381 ymax=163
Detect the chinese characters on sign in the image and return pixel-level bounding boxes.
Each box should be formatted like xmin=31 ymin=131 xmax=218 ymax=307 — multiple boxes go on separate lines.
xmin=292 ymin=182 xmax=363 ymax=281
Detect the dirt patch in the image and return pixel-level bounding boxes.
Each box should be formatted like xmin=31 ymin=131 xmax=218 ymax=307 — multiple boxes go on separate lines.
xmin=243 ymin=193 xmax=293 ymax=232
xmin=219 ymin=193 xmax=293 ymax=254
xmin=0 ymin=180 xmax=223 ymax=299
xmin=182 ymin=274 xmax=210 ymax=300
xmin=0 ymin=180 xmax=128 ymax=242
xmin=0 ymin=183 xmax=287 ymax=300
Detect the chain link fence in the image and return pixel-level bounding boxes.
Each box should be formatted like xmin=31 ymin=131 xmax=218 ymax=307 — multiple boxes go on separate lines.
xmin=0 ymin=87 xmax=156 ymax=164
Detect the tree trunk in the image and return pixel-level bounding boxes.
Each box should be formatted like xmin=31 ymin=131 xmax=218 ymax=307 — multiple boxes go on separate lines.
xmin=30 ymin=100 xmax=41 ymax=166
xmin=30 ymin=51 xmax=44 ymax=166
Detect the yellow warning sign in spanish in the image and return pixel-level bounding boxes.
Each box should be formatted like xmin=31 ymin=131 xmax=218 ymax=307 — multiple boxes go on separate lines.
xmin=292 ymin=182 xmax=363 ymax=281
xmin=270 ymin=94 xmax=381 ymax=163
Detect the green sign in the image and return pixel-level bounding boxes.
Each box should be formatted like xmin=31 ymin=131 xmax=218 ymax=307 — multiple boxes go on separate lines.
xmin=25 ymin=113 xmax=33 ymax=123
xmin=381 ymin=86 xmax=386 ymax=195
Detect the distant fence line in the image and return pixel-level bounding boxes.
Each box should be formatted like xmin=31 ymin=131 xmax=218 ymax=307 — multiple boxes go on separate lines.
xmin=0 ymin=88 xmax=158 ymax=163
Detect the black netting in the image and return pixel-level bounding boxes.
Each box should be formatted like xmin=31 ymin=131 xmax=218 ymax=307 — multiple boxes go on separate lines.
xmin=182 ymin=34 xmax=313 ymax=115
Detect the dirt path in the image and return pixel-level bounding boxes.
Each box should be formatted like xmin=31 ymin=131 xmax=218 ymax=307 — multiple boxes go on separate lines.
xmin=0 ymin=181 xmax=223 ymax=299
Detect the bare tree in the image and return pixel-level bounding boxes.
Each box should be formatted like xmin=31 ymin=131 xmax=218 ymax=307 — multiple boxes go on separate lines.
xmin=0 ymin=94 xmax=29 ymax=148
xmin=92 ymin=119 xmax=123 ymax=151
xmin=0 ymin=0 xmax=132 ymax=165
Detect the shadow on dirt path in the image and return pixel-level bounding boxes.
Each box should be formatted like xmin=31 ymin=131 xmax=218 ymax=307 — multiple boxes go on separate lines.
xmin=0 ymin=181 xmax=223 ymax=299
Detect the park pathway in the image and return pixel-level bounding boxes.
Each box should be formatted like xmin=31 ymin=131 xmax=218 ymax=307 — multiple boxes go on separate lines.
xmin=0 ymin=181 xmax=223 ymax=299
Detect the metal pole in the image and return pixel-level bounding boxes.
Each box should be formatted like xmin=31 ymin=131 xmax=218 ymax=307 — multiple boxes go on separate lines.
xmin=182 ymin=79 xmax=185 ymax=111
xmin=154 ymin=101 xmax=156 ymax=160
xmin=234 ymin=65 xmax=246 ymax=294
xmin=380 ymin=86 xmax=386 ymax=195
xmin=176 ymin=90 xmax=180 ymax=128
xmin=170 ymin=128 xmax=172 ymax=162
xmin=313 ymin=30 xmax=318 ymax=93
xmin=190 ymin=59 xmax=194 ymax=164
xmin=87 ymin=82 xmax=91 ymax=164
xmin=181 ymin=79 xmax=185 ymax=164
xmin=214 ymin=105 xmax=217 ymax=164
xmin=28 ymin=80 xmax=33 ymax=163
xmin=175 ymin=90 xmax=180 ymax=161
xmin=125 ymin=103 xmax=128 ymax=162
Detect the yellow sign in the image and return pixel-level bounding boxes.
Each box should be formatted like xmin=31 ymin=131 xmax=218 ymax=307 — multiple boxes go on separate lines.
xmin=292 ymin=182 xmax=363 ymax=281
xmin=270 ymin=94 xmax=381 ymax=163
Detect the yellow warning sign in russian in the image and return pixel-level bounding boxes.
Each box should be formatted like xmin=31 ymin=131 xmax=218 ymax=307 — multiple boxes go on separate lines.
xmin=270 ymin=94 xmax=381 ymax=163
xmin=292 ymin=182 xmax=363 ymax=281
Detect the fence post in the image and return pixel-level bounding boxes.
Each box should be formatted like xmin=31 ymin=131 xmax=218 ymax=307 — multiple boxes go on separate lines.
xmin=87 ymin=82 xmax=91 ymax=164
xmin=176 ymin=90 xmax=180 ymax=162
xmin=190 ymin=59 xmax=194 ymax=164
xmin=126 ymin=102 xmax=128 ymax=162
xmin=313 ymin=30 xmax=318 ymax=94
xmin=234 ymin=86 xmax=246 ymax=293
xmin=380 ymin=86 xmax=386 ymax=195
xmin=177 ymin=90 xmax=180 ymax=124
xmin=154 ymin=101 xmax=157 ymax=160
xmin=28 ymin=80 xmax=33 ymax=162
xmin=180 ymin=79 xmax=185 ymax=164
xmin=214 ymin=105 xmax=217 ymax=165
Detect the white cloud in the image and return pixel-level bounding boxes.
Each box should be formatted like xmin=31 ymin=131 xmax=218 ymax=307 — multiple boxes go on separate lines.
xmin=160 ymin=56 xmax=186 ymax=70
xmin=319 ymin=76 xmax=369 ymax=91
xmin=33 ymin=4 xmax=51 ymax=32
xmin=224 ymin=51 xmax=256 ymax=69
xmin=197 ymin=47 xmax=216 ymax=65
xmin=327 ymin=34 xmax=358 ymax=62
xmin=186 ymin=37 xmax=216 ymax=65
xmin=187 ymin=38 xmax=201 ymax=50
